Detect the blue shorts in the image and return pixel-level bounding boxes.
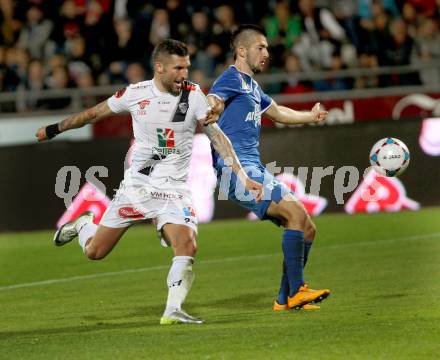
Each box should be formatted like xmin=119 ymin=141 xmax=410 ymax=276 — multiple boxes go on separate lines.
xmin=215 ymin=160 xmax=293 ymax=225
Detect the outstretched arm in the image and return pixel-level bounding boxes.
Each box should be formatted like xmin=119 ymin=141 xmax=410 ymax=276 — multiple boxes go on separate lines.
xmin=202 ymin=123 xmax=263 ymax=202
xmin=35 ymin=101 xmax=115 ymax=142
xmin=265 ymin=102 xmax=328 ymax=125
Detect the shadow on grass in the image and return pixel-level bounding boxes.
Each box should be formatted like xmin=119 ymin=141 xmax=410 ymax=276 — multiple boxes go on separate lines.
xmin=0 ymin=320 xmax=157 ymax=339
xmin=196 ymin=291 xmax=269 ymax=310
xmin=370 ymin=293 xmax=409 ymax=299
xmin=0 ymin=292 xmax=269 ymax=339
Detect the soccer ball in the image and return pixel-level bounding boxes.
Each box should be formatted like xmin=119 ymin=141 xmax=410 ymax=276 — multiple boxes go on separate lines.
xmin=369 ymin=137 xmax=410 ymax=177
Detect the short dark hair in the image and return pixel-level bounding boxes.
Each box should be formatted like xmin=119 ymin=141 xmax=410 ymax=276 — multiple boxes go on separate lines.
xmin=230 ymin=24 xmax=267 ymax=59
xmin=152 ymin=39 xmax=189 ymax=63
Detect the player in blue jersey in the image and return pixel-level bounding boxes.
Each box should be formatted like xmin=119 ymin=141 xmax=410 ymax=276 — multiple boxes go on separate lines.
xmin=207 ymin=24 xmax=330 ymax=310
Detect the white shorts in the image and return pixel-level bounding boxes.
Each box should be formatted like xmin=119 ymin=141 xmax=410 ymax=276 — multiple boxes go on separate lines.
xmin=100 ymin=172 xmax=198 ymax=239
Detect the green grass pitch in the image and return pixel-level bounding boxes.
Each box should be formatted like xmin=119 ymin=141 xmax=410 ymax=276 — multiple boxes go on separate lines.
xmin=1 ymin=208 xmax=440 ymax=359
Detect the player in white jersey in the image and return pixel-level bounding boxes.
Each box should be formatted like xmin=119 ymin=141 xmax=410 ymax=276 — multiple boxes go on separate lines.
xmin=35 ymin=39 xmax=263 ymax=325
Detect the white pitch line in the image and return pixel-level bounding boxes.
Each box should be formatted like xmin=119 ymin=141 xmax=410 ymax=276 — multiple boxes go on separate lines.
xmin=1 ymin=232 xmax=439 ymax=292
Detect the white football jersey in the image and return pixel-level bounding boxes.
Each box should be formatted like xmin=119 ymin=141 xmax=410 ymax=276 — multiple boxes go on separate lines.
xmin=107 ymin=80 xmax=209 ymax=182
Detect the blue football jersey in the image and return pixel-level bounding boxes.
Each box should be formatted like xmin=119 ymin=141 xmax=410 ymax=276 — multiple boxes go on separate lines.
xmin=208 ymin=66 xmax=273 ymax=167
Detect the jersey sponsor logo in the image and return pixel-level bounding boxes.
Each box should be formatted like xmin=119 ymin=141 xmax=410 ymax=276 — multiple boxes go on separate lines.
xmin=115 ymin=87 xmax=127 ymax=98
xmin=183 ymin=206 xmax=197 ymax=225
xmin=178 ymin=102 xmax=188 ymax=114
xmin=118 ymin=207 xmax=144 ymax=219
xmin=150 ymin=191 xmax=183 ymax=200
xmin=183 ymin=206 xmax=196 ymax=217
xmin=152 ymin=146 xmax=180 ymax=155
xmin=138 ymin=99 xmax=150 ymax=109
xmin=136 ymin=99 xmax=150 ymax=115
xmin=154 ymin=128 xmax=180 ymax=155
xmin=245 ymin=104 xmax=261 ymax=126
xmin=157 ymin=128 xmax=175 ymax=147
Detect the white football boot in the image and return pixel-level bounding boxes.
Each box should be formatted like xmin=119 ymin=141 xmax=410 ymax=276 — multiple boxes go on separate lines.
xmin=53 ymin=211 xmax=95 ymax=246
xmin=160 ymin=309 xmax=204 ymax=325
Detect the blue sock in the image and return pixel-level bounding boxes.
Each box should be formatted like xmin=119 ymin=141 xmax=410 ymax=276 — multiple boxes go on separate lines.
xmin=304 ymin=240 xmax=313 ymax=268
xmin=276 ymin=261 xmax=289 ymax=305
xmin=282 ymin=229 xmax=305 ymax=296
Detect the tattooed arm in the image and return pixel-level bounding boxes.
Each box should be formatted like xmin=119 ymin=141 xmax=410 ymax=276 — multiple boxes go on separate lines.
xmin=202 ymin=123 xmax=263 ymax=201
xmin=35 ymin=101 xmax=115 ymax=142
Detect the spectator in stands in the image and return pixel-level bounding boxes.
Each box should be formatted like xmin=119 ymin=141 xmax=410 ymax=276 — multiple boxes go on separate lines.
xmin=125 ymin=62 xmax=146 ymax=84
xmin=104 ymin=17 xmax=145 ymax=84
xmin=185 ymin=10 xmax=216 ymax=76
xmin=329 ymin=0 xmax=361 ymax=51
xmin=46 ymin=53 xmax=67 ymax=76
xmin=379 ymin=18 xmax=420 ymax=86
xmin=281 ymin=52 xmax=314 ymax=94
xmin=0 ymin=0 xmax=22 ymax=47
xmin=211 ymin=4 xmax=238 ymax=70
xmin=165 ymin=0 xmax=188 ymax=39
xmin=0 ymin=0 xmax=439 ymax=113
xmin=18 ymin=5 xmax=53 ymax=60
xmin=51 ymin=0 xmax=83 ymax=54
xmin=46 ymin=65 xmax=72 ymax=109
xmin=354 ymin=52 xmax=380 ymax=88
xmin=82 ymin=0 xmax=111 ymax=75
xmin=358 ymin=0 xmax=400 ymax=27
xmin=412 ymin=17 xmax=440 ymax=84
xmin=293 ymin=0 xmax=347 ymax=70
xmin=2 ymin=47 xmax=28 ymax=91
xmin=265 ymin=0 xmax=302 ymax=68
xmin=405 ymin=0 xmax=438 ymax=17
xmin=313 ymin=52 xmax=353 ymax=91
xmin=149 ymin=8 xmax=170 ymax=46
xmin=15 ymin=46 xmax=30 ymax=84
xmin=23 ymin=59 xmax=47 ymax=110
xmin=75 ymin=71 xmax=98 ymax=108
xmin=189 ymin=68 xmax=209 ymax=92
xmin=402 ymin=2 xmax=421 ymax=39
xmin=359 ymin=0 xmax=393 ymax=55
xmin=66 ymin=36 xmax=93 ymax=84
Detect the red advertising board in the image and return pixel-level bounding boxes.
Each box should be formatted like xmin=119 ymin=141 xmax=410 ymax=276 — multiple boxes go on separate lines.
xmin=94 ymin=93 xmax=440 ymax=136
xmin=267 ymin=93 xmax=440 ymax=127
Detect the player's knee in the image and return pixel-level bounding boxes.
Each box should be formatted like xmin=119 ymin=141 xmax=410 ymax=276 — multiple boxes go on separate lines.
xmin=175 ymin=235 xmax=197 ymax=256
xmin=85 ymin=245 xmax=108 ymax=260
xmin=186 ymin=237 xmax=198 ymax=256
xmin=190 ymin=240 xmax=198 ymax=256
xmin=304 ymin=220 xmax=317 ymax=241
xmin=283 ymin=202 xmax=308 ymax=230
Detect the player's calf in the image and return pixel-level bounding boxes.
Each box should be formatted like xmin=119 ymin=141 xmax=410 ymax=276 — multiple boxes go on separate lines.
xmin=83 ymin=225 xmax=128 ymax=260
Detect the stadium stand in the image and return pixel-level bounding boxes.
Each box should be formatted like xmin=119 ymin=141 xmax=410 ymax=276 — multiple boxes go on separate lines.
xmin=0 ymin=0 xmax=439 ymax=113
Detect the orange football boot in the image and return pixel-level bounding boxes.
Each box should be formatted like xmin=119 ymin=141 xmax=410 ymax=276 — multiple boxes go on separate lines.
xmin=287 ymin=285 xmax=330 ymax=309
xmin=273 ymin=300 xmax=320 ymax=311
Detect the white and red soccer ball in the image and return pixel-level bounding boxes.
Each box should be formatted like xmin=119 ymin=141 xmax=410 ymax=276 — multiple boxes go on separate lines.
xmin=370 ymin=137 xmax=410 ymax=177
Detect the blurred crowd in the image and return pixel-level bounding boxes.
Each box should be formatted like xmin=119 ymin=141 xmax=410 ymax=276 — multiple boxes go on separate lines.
xmin=0 ymin=0 xmax=440 ymax=111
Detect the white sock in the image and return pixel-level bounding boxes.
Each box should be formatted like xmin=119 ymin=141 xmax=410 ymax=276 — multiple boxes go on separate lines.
xmin=78 ymin=223 xmax=97 ymax=253
xmin=164 ymin=256 xmax=194 ymax=316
